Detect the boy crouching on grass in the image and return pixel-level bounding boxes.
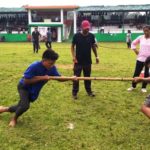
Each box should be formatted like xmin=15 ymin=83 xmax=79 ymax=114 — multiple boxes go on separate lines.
xmin=0 ymin=49 xmax=75 ymax=127
xmin=134 ymin=56 xmax=150 ymax=119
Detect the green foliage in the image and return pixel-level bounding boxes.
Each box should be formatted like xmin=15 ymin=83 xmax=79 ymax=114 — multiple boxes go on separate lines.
xmin=0 ymin=42 xmax=149 ymax=150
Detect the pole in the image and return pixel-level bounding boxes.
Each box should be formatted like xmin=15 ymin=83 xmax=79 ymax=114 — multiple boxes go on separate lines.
xmin=146 ymin=11 xmax=148 ymax=25
xmin=48 ymin=76 xmax=134 ymax=81
xmin=73 ymin=10 xmax=77 ymax=34
xmin=122 ymin=12 xmax=125 ymax=33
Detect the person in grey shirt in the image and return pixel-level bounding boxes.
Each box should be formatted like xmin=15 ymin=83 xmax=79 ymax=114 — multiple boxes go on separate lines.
xmin=45 ymin=28 xmax=52 ymax=49
xmin=126 ymin=30 xmax=132 ymax=48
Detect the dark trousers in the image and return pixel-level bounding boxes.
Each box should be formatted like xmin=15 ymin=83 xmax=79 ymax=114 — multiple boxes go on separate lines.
xmin=33 ymin=41 xmax=39 ymax=53
xmin=127 ymin=42 xmax=131 ymax=48
xmin=72 ymin=64 xmax=92 ymax=94
xmin=132 ymin=60 xmax=149 ymax=88
xmin=45 ymin=41 xmax=52 ymax=49
xmin=8 ymin=84 xmax=30 ymax=119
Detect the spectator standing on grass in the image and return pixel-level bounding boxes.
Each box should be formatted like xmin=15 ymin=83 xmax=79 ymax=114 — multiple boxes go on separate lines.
xmin=127 ymin=25 xmax=150 ymax=93
xmin=45 ymin=28 xmax=52 ymax=49
xmin=134 ymin=57 xmax=150 ymax=119
xmin=126 ymin=30 xmax=132 ymax=48
xmin=71 ymin=20 xmax=99 ymax=100
xmin=32 ymin=27 xmax=41 ymax=53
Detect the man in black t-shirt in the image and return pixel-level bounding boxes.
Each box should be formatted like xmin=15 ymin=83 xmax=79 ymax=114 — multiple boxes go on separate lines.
xmin=32 ymin=27 xmax=41 ymax=53
xmin=71 ymin=20 xmax=99 ymax=99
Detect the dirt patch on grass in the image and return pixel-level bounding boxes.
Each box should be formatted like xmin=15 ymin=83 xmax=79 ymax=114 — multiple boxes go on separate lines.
xmin=56 ymin=64 xmax=105 ymax=71
xmin=56 ymin=64 xmax=73 ymax=69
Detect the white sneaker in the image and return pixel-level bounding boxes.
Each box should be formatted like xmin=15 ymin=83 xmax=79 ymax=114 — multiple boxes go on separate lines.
xmin=127 ymin=87 xmax=135 ymax=91
xmin=141 ymin=88 xmax=147 ymax=93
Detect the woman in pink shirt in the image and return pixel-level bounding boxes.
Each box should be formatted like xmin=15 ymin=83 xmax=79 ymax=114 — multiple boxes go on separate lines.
xmin=128 ymin=26 xmax=150 ymax=93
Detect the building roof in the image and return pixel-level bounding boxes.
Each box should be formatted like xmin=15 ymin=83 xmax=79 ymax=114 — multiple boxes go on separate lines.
xmin=78 ymin=5 xmax=150 ymax=12
xmin=23 ymin=5 xmax=79 ymax=10
xmin=0 ymin=4 xmax=150 ymax=13
xmin=0 ymin=7 xmax=26 ymax=13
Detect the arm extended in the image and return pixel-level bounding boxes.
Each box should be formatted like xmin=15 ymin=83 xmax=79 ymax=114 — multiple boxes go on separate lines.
xmin=134 ymin=77 xmax=150 ymax=83
xmin=24 ymin=75 xmax=77 ymax=84
xmin=24 ymin=75 xmax=50 ymax=85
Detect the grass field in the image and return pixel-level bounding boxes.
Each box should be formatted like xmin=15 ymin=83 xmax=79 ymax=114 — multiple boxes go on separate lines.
xmin=0 ymin=42 xmax=150 ymax=150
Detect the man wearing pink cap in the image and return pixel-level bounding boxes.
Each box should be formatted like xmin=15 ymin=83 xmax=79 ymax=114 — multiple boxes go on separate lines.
xmin=71 ymin=20 xmax=99 ymax=100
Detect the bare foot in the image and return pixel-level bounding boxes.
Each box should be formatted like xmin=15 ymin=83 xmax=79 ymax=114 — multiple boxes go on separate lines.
xmin=9 ymin=118 xmax=17 ymax=127
xmin=0 ymin=106 xmax=9 ymax=113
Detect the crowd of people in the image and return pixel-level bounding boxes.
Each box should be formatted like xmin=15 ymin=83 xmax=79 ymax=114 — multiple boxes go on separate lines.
xmin=77 ymin=12 xmax=148 ymax=32
xmin=0 ymin=13 xmax=28 ymax=33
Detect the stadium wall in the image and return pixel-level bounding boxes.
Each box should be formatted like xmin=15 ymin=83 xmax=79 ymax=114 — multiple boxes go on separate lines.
xmin=95 ymin=33 xmax=143 ymax=42
xmin=0 ymin=33 xmax=143 ymax=42
xmin=0 ymin=34 xmax=27 ymax=42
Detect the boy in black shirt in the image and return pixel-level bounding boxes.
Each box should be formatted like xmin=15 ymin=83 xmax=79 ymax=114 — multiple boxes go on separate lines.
xmin=32 ymin=27 xmax=41 ymax=53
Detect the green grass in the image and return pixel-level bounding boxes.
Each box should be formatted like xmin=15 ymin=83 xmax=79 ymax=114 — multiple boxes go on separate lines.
xmin=0 ymin=42 xmax=150 ymax=150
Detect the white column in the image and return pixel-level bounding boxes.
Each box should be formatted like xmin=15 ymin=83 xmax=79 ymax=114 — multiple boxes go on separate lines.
xmin=28 ymin=9 xmax=32 ymax=24
xmin=60 ymin=9 xmax=65 ymax=40
xmin=57 ymin=27 xmax=62 ymax=42
xmin=60 ymin=9 xmax=64 ymax=24
xmin=73 ymin=10 xmax=77 ymax=34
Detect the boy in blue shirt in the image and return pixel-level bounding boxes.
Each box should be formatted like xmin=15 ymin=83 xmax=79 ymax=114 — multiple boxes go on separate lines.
xmin=0 ymin=49 xmax=69 ymax=127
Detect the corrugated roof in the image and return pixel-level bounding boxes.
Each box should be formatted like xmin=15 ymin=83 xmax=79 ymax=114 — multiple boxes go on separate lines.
xmin=0 ymin=7 xmax=26 ymax=13
xmin=0 ymin=5 xmax=150 ymax=13
xmin=78 ymin=5 xmax=150 ymax=12
xmin=23 ymin=5 xmax=79 ymax=10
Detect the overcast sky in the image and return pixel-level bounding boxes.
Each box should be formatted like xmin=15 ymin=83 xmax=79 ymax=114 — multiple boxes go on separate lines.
xmin=0 ymin=0 xmax=150 ymax=7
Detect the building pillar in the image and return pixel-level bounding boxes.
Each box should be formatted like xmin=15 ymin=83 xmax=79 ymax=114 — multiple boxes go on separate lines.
xmin=73 ymin=10 xmax=77 ymax=34
xmin=146 ymin=11 xmax=148 ymax=24
xmin=28 ymin=10 xmax=32 ymax=24
xmin=122 ymin=12 xmax=125 ymax=33
xmin=60 ymin=9 xmax=64 ymax=40
xmin=57 ymin=27 xmax=62 ymax=42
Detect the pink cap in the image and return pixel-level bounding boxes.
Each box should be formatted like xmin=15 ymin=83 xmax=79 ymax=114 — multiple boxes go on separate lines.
xmin=81 ymin=20 xmax=90 ymax=30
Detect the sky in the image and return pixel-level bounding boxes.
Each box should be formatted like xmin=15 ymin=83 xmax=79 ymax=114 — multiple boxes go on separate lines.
xmin=0 ymin=0 xmax=150 ymax=7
